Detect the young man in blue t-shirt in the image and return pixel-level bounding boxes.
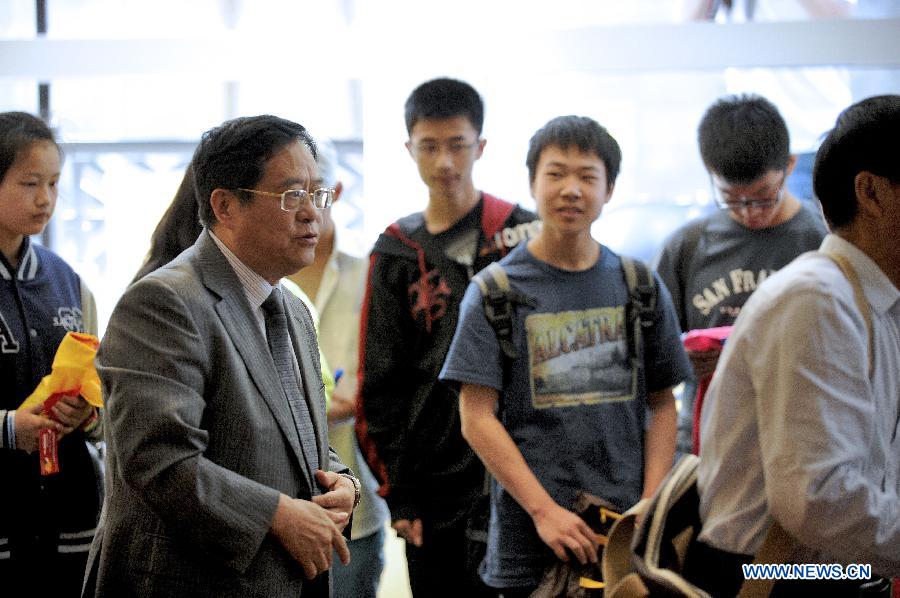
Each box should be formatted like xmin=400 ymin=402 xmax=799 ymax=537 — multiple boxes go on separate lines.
xmin=440 ymin=115 xmax=691 ymax=595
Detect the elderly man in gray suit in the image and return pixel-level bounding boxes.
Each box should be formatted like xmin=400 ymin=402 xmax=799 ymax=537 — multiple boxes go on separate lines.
xmin=83 ymin=115 xmax=359 ymax=597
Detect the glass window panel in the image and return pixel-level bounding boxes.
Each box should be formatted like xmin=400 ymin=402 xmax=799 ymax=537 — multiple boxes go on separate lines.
xmin=234 ymin=78 xmax=362 ymax=140
xmin=44 ymin=0 xmax=352 ymax=38
xmin=325 ymin=140 xmax=365 ymax=252
xmin=691 ymin=0 xmax=898 ymax=22
xmin=358 ymin=0 xmax=890 ymax=30
xmin=0 ymin=0 xmax=37 ymax=38
xmin=45 ymin=0 xmax=226 ymax=38
xmin=52 ymin=145 xmax=194 ymax=335
xmin=51 ymin=77 xmax=226 ymax=142
xmin=0 ymin=79 xmax=39 ymax=113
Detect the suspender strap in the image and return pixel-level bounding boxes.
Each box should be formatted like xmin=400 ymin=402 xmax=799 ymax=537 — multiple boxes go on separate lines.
xmin=821 ymin=250 xmax=874 ymax=377
xmin=736 ymin=521 xmax=795 ymax=598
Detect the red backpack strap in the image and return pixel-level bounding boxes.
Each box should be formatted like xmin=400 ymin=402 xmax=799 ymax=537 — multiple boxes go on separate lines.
xmin=691 ymin=377 xmax=712 ymax=455
xmin=480 ymin=192 xmax=516 ymax=240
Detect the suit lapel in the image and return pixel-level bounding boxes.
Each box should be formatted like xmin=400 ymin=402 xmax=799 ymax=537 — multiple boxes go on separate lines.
xmin=195 ymin=231 xmax=312 ymax=489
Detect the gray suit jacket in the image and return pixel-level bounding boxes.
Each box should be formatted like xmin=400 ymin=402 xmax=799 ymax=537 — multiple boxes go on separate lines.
xmin=85 ymin=230 xmax=348 ymax=597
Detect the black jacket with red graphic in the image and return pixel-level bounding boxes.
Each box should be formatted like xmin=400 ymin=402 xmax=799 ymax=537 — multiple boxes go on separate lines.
xmin=357 ymin=193 xmax=538 ymax=527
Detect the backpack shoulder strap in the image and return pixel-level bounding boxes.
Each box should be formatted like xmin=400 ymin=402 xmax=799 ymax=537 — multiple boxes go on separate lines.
xmin=394 ymin=212 xmax=426 ymax=236
xmin=473 ymin=262 xmax=535 ymax=360
xmin=480 ymin=192 xmax=517 ymax=240
xmin=621 ymin=256 xmax=657 ymax=368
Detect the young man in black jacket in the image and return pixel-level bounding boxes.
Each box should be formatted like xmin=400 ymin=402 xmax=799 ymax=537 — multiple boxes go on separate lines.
xmin=356 ymin=78 xmax=538 ymax=597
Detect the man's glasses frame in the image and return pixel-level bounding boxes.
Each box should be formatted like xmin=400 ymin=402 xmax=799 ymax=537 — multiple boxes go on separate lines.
xmin=711 ymin=170 xmax=787 ymax=211
xmin=410 ymin=139 xmax=481 ymax=158
xmin=237 ymin=187 xmax=334 ymax=211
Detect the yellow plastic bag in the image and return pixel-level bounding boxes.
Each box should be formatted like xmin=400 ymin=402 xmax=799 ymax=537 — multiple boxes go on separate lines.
xmin=19 ymin=331 xmax=103 ymax=410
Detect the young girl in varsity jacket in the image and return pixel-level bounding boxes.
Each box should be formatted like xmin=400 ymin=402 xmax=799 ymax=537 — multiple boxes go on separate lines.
xmin=0 ymin=112 xmax=102 ymax=596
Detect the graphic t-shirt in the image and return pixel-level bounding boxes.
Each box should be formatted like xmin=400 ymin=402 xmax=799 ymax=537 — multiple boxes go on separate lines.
xmin=655 ymin=205 xmax=827 ymax=332
xmin=437 ymin=206 xmax=481 ymax=277
xmin=440 ymin=242 xmax=690 ymax=588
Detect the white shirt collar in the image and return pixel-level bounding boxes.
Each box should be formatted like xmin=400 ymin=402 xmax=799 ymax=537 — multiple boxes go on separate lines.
xmin=821 ymin=234 xmax=900 ymax=316
xmin=208 ymin=229 xmax=276 ymax=310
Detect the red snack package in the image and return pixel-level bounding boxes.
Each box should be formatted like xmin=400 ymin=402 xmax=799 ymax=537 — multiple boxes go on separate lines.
xmin=37 ymin=391 xmax=75 ymax=476
xmin=39 ymin=428 xmax=60 ymax=475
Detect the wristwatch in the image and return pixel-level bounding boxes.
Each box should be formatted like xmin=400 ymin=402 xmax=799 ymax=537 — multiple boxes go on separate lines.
xmin=339 ymin=473 xmax=361 ymax=509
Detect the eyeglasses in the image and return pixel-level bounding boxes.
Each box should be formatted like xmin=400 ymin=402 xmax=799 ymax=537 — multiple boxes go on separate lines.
xmin=237 ymin=187 xmax=334 ymax=211
xmin=410 ymin=140 xmax=480 ymax=158
xmin=712 ymin=171 xmax=786 ymax=211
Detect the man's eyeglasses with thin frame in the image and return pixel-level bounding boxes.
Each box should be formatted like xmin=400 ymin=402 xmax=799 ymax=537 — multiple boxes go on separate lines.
xmin=711 ymin=171 xmax=787 ymax=211
xmin=410 ymin=140 xmax=480 ymax=158
xmin=237 ymin=187 xmax=335 ymax=211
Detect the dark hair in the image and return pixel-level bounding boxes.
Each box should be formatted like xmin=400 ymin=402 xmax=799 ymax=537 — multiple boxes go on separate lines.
xmin=698 ymin=94 xmax=790 ymax=184
xmin=133 ymin=163 xmax=202 ymax=282
xmin=404 ymin=78 xmax=484 ymax=135
xmin=526 ymin=115 xmax=622 ymax=188
xmin=0 ymin=111 xmax=60 ymax=183
xmin=813 ymin=94 xmax=900 ymax=230
xmin=192 ymin=115 xmax=316 ymax=227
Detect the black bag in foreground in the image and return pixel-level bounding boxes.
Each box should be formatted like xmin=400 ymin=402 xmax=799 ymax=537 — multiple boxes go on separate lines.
xmin=530 ymin=493 xmax=623 ymax=598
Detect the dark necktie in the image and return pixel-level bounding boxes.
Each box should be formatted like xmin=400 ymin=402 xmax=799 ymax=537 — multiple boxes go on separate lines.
xmin=262 ymin=288 xmax=319 ymax=478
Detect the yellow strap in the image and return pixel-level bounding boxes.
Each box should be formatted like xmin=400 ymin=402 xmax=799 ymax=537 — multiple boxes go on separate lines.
xmin=579 ymin=577 xmax=606 ymax=589
xmin=601 ymin=506 xmax=623 ymax=523
xmin=821 ymin=250 xmax=874 ymax=377
xmin=604 ymin=573 xmax=649 ymax=598
xmin=737 ymin=521 xmax=795 ymax=598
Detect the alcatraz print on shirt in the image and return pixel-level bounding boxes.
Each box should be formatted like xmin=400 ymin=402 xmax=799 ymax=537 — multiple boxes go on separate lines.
xmin=526 ymin=306 xmax=636 ymax=409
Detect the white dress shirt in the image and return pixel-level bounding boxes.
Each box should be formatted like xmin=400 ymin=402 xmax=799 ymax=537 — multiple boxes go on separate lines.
xmin=209 ymin=230 xmax=275 ymax=335
xmin=698 ymin=234 xmax=900 ymax=577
